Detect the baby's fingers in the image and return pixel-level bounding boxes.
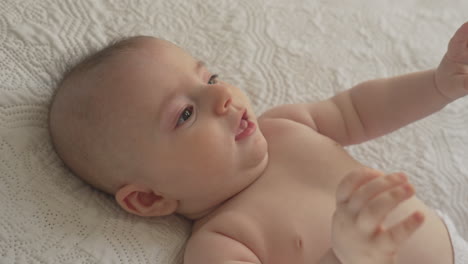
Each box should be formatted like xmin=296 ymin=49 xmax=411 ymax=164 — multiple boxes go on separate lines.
xmin=447 ymin=21 xmax=468 ymax=62
xmin=377 ymin=211 xmax=425 ymax=246
xmin=336 ymin=168 xmax=382 ymax=204
xmin=347 ymin=173 xmax=408 ymax=217
xmin=357 ymin=182 xmax=415 ymax=234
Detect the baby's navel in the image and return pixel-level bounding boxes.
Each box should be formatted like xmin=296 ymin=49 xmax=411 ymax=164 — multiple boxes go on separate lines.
xmin=295 ymin=235 xmax=304 ymax=250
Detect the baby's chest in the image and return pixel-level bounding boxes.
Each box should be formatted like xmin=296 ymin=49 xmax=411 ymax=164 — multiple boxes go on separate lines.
xmin=225 ymin=120 xmax=365 ymax=262
xmin=259 ymin=118 xmax=361 ymax=189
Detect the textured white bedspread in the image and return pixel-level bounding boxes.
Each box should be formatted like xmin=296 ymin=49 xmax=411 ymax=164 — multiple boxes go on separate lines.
xmin=0 ymin=0 xmax=467 ymax=263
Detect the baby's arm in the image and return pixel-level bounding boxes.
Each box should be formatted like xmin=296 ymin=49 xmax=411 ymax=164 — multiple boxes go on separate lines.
xmin=319 ymin=168 xmax=424 ymax=264
xmin=327 ymin=22 xmax=468 ymax=145
xmin=336 ymin=22 xmax=468 ymax=144
xmin=261 ymin=22 xmax=468 ymax=146
xmin=311 ymin=69 xmax=447 ymax=145
xmin=184 ymin=230 xmax=261 ymax=264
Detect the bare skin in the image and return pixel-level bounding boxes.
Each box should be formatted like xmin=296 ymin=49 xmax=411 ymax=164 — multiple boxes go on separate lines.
xmin=49 ymin=22 xmax=468 ymax=264
xmin=185 ymin=123 xmax=450 ymax=264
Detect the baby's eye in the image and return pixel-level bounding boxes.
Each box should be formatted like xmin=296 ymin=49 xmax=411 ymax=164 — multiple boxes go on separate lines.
xmin=176 ymin=105 xmax=193 ymax=126
xmin=208 ymin=74 xmax=218 ymax=85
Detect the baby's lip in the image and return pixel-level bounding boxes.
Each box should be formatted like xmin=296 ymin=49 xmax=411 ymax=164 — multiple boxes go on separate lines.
xmin=235 ymin=109 xmax=247 ymax=131
xmin=235 ymin=109 xmax=252 ymax=139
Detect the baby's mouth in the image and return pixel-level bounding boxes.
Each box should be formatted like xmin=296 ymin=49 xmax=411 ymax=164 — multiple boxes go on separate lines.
xmin=236 ymin=112 xmax=249 ymax=136
xmin=235 ymin=110 xmax=256 ymax=141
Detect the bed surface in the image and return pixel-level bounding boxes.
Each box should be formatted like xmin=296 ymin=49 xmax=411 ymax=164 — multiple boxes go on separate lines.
xmin=0 ymin=0 xmax=467 ymax=263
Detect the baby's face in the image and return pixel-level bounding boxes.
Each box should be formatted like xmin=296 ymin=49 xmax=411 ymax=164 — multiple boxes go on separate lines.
xmin=97 ymin=38 xmax=269 ymax=216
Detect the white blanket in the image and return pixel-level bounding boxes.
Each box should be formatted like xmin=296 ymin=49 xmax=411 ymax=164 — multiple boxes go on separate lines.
xmin=0 ymin=0 xmax=467 ymax=263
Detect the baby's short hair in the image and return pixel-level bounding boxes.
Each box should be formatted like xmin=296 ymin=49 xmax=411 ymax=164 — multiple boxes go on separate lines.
xmin=60 ymin=36 xmax=146 ymax=87
xmin=49 ymin=35 xmax=152 ymax=195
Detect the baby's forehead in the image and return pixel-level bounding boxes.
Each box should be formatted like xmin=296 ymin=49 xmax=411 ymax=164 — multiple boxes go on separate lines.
xmin=88 ymin=40 xmax=198 ymax=117
xmin=102 ymin=38 xmax=198 ymax=80
xmin=81 ymin=37 xmax=205 ymax=119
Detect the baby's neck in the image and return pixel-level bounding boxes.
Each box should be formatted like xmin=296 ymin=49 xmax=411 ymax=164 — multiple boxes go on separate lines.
xmin=182 ymin=152 xmax=270 ymax=223
xmin=183 ymin=195 xmax=240 ymax=233
xmin=181 ymin=206 xmax=221 ymax=221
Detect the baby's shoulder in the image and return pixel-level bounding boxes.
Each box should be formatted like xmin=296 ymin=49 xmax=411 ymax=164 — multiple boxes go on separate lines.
xmin=258 ymin=103 xmax=318 ymax=131
xmin=258 ymin=106 xmax=319 ymax=140
xmin=185 ymin=211 xmax=261 ymax=263
xmin=192 ymin=208 xmax=258 ymax=238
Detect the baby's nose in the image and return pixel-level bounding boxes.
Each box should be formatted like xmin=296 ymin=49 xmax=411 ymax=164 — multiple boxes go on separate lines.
xmin=211 ymin=84 xmax=232 ymax=115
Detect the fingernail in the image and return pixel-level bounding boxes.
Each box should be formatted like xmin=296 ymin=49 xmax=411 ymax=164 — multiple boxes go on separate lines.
xmin=413 ymin=212 xmax=424 ymax=222
xmin=388 ymin=173 xmax=405 ymax=182
xmin=403 ymin=183 xmax=414 ymax=194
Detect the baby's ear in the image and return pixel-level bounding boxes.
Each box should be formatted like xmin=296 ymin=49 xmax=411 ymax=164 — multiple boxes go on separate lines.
xmin=115 ymin=184 xmax=178 ymax=217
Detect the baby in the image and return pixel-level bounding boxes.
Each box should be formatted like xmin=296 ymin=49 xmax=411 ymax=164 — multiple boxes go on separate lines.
xmin=48 ymin=22 xmax=468 ymax=264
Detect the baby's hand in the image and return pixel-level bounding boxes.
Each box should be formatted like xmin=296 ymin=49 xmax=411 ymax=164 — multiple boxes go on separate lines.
xmin=436 ymin=22 xmax=468 ymax=100
xmin=331 ymin=168 xmax=425 ymax=264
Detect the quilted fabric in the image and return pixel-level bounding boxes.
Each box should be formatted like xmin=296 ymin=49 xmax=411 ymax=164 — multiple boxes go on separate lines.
xmin=0 ymin=0 xmax=467 ymax=263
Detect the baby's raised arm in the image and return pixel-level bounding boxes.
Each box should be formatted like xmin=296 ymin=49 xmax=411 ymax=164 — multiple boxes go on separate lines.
xmin=337 ymin=22 xmax=468 ymax=143
xmin=261 ymin=22 xmax=468 ymax=146
xmin=323 ymin=22 xmax=468 ymax=145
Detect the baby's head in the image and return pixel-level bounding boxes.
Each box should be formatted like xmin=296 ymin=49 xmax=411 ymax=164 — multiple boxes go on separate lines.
xmin=49 ymin=36 xmax=268 ymax=219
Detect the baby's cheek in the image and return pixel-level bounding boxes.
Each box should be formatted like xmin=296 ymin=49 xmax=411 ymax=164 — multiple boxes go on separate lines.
xmin=193 ymin=140 xmax=233 ymax=167
xmin=195 ymin=141 xmax=233 ymax=166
